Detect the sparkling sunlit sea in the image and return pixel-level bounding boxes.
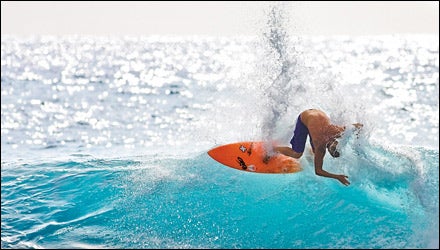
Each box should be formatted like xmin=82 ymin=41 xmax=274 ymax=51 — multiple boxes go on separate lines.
xmin=1 ymin=27 xmax=438 ymax=250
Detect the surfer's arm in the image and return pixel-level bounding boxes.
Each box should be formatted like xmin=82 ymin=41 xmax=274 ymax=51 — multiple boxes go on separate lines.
xmin=341 ymin=123 xmax=363 ymax=139
xmin=314 ymin=149 xmax=350 ymax=186
xmin=341 ymin=123 xmax=363 ymax=132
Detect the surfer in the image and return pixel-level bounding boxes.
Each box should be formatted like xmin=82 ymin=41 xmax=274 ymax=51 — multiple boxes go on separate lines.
xmin=274 ymin=109 xmax=363 ymax=186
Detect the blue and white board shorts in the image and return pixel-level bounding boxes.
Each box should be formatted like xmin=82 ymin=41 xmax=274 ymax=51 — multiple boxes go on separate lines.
xmin=290 ymin=115 xmax=314 ymax=153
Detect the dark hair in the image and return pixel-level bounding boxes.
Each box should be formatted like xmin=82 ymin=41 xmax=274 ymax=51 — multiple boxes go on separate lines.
xmin=327 ymin=140 xmax=340 ymax=158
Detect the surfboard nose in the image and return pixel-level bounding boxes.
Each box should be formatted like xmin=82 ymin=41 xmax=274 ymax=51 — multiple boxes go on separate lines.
xmin=207 ymin=146 xmax=222 ymax=160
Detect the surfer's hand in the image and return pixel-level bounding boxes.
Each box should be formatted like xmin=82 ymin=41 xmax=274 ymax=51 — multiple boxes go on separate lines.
xmin=353 ymin=123 xmax=363 ymax=129
xmin=337 ymin=175 xmax=350 ymax=186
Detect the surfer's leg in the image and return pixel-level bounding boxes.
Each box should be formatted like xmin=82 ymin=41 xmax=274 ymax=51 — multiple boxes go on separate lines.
xmin=289 ymin=115 xmax=309 ymax=157
xmin=274 ymin=146 xmax=302 ymax=159
xmin=265 ymin=115 xmax=307 ymax=162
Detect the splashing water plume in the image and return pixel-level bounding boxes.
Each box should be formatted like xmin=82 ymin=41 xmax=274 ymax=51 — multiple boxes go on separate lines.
xmin=253 ymin=3 xmax=371 ymax=153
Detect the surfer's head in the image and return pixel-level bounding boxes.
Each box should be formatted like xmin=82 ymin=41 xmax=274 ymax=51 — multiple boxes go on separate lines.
xmin=327 ymin=140 xmax=340 ymax=158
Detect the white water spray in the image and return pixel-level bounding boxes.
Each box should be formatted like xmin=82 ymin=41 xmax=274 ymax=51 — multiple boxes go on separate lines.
xmin=254 ymin=2 xmax=372 ymax=148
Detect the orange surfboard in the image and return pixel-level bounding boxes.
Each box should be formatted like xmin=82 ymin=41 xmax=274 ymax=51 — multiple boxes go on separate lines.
xmin=208 ymin=141 xmax=302 ymax=174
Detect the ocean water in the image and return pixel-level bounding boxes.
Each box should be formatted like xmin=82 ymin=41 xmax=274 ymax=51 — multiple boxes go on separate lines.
xmin=2 ymin=10 xmax=439 ymax=250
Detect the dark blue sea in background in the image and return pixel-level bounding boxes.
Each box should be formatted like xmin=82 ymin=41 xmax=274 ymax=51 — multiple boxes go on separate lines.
xmin=1 ymin=6 xmax=439 ymax=249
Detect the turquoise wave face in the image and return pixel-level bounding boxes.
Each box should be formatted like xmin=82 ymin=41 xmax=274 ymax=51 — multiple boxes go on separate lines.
xmin=1 ymin=143 xmax=438 ymax=249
